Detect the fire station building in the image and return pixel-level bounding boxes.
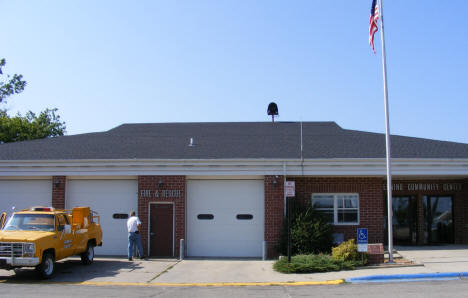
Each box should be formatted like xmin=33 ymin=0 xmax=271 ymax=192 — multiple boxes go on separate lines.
xmin=0 ymin=122 xmax=467 ymax=258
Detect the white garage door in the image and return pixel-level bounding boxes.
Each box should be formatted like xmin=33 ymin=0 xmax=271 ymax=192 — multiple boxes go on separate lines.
xmin=0 ymin=180 xmax=52 ymax=214
xmin=187 ymin=180 xmax=264 ymax=257
xmin=66 ymin=180 xmax=137 ymax=256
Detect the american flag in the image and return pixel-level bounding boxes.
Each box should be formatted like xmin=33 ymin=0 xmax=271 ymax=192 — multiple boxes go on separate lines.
xmin=369 ymin=0 xmax=379 ymax=53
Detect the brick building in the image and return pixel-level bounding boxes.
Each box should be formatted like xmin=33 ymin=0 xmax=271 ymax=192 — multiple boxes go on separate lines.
xmin=0 ymin=122 xmax=467 ymax=258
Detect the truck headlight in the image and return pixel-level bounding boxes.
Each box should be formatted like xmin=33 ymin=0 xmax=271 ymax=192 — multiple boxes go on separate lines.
xmin=23 ymin=243 xmax=35 ymax=257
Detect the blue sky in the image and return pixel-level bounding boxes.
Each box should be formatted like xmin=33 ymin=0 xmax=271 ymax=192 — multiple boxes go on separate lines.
xmin=1 ymin=0 xmax=467 ymax=143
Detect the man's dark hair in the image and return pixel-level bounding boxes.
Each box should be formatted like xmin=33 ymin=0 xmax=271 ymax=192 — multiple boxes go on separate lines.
xmin=130 ymin=211 xmax=136 ymax=217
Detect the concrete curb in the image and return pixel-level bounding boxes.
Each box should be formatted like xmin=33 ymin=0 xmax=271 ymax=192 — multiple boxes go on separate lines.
xmin=0 ymin=279 xmax=345 ymax=287
xmin=360 ymin=262 xmax=424 ymax=269
xmin=346 ymin=272 xmax=468 ymax=283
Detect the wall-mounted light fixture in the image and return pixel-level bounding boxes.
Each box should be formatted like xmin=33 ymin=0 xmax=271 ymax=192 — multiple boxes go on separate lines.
xmin=158 ymin=178 xmax=164 ymax=188
xmin=273 ymin=175 xmax=279 ymax=188
xmin=54 ymin=178 xmax=61 ymax=188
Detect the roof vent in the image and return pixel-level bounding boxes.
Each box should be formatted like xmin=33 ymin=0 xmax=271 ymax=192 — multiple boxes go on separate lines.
xmin=188 ymin=137 xmax=195 ymax=147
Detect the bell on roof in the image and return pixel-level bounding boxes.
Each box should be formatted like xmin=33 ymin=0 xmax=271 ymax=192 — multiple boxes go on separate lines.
xmin=267 ymin=102 xmax=279 ymax=123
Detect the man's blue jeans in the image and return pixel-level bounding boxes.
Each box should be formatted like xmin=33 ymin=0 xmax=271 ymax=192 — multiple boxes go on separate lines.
xmin=128 ymin=232 xmax=144 ymax=259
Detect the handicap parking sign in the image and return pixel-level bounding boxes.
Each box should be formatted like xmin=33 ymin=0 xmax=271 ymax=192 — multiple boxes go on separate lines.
xmin=357 ymin=228 xmax=368 ymax=252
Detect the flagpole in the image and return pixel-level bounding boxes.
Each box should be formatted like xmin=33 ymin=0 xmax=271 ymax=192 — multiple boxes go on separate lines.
xmin=377 ymin=0 xmax=394 ymax=263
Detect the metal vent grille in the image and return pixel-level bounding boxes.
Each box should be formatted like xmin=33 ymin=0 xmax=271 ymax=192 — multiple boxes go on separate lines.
xmin=0 ymin=242 xmax=23 ymax=257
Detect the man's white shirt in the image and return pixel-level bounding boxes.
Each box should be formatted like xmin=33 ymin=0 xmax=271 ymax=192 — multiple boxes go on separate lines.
xmin=127 ymin=216 xmax=141 ymax=233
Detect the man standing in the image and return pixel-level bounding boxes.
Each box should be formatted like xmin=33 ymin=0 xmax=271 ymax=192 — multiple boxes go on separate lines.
xmin=127 ymin=210 xmax=145 ymax=260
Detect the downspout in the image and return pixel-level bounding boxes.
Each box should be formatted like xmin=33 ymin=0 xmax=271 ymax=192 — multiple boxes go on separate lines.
xmin=283 ymin=161 xmax=287 ymax=217
xmin=300 ymin=121 xmax=304 ymax=175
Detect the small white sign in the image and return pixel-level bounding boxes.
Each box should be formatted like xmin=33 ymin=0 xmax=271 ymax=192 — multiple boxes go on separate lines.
xmin=285 ymin=181 xmax=295 ymax=197
xmin=357 ymin=243 xmax=368 ymax=252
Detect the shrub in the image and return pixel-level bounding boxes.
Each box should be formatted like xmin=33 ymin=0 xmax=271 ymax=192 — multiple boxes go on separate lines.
xmin=277 ymin=197 xmax=304 ymax=255
xmin=331 ymin=239 xmax=367 ymax=264
xmin=291 ymin=209 xmax=334 ymax=254
xmin=273 ymin=254 xmax=340 ymax=273
xmin=273 ymin=254 xmax=362 ymax=274
xmin=278 ymin=198 xmax=334 ymax=255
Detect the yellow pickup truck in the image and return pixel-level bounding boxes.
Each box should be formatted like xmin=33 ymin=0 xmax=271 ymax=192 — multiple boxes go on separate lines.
xmin=0 ymin=206 xmax=102 ymax=278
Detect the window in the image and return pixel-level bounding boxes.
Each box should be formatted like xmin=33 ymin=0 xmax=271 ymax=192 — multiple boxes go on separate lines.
xmin=56 ymin=214 xmax=69 ymax=231
xmin=197 ymin=214 xmax=214 ymax=220
xmin=312 ymin=193 xmax=359 ymax=225
xmin=236 ymin=214 xmax=253 ymax=220
xmin=3 ymin=214 xmax=55 ymax=232
xmin=113 ymin=213 xmax=129 ymax=219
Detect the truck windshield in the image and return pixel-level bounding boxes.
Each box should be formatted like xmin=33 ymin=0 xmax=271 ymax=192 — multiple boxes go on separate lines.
xmin=3 ymin=214 xmax=55 ymax=232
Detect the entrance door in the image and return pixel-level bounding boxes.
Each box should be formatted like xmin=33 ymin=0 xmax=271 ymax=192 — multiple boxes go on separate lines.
xmin=424 ymin=196 xmax=454 ymax=244
xmin=384 ymin=196 xmax=417 ymax=245
xmin=149 ymin=204 xmax=173 ymax=257
xmin=392 ymin=196 xmax=417 ymax=244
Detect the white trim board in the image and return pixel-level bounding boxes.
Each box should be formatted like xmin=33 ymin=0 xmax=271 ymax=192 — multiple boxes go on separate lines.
xmin=0 ymin=158 xmax=467 ymax=177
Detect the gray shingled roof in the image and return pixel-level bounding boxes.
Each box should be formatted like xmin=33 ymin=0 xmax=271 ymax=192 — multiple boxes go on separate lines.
xmin=0 ymin=122 xmax=467 ymax=160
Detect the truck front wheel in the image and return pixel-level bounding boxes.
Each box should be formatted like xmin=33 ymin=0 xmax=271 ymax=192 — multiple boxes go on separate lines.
xmin=81 ymin=243 xmax=94 ymax=265
xmin=36 ymin=252 xmax=55 ymax=279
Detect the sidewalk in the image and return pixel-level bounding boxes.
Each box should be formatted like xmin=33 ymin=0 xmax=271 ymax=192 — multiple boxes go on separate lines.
xmin=2 ymin=245 xmax=468 ymax=285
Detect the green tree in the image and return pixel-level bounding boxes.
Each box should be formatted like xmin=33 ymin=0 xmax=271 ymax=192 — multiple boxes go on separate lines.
xmin=0 ymin=59 xmax=66 ymax=143
xmin=0 ymin=59 xmax=27 ymax=103
xmin=0 ymin=109 xmax=66 ymax=143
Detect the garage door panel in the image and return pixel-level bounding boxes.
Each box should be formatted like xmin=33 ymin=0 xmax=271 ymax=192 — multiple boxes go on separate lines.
xmin=0 ymin=180 xmax=52 ymax=213
xmin=187 ymin=180 xmax=264 ymax=257
xmin=189 ymin=240 xmax=262 ymax=257
xmin=66 ymin=180 xmax=137 ymax=256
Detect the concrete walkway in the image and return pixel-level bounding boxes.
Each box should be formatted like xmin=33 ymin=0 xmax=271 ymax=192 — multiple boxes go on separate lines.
xmin=1 ymin=245 xmax=468 ymax=285
xmin=395 ymin=245 xmax=468 ymax=272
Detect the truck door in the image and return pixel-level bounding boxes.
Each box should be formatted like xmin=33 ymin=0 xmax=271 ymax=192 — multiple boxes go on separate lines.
xmin=56 ymin=214 xmax=74 ymax=259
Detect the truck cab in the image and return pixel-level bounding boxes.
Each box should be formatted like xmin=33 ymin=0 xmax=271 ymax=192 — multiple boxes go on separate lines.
xmin=0 ymin=206 xmax=102 ymax=278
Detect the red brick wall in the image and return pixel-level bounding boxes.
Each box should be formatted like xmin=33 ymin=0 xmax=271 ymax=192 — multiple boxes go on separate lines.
xmin=48 ymin=175 xmax=468 ymax=259
xmin=138 ymin=176 xmax=185 ymax=257
xmin=52 ymin=176 xmax=66 ymax=209
xmin=290 ymin=177 xmax=385 ymax=244
xmin=264 ymin=175 xmax=284 ymax=258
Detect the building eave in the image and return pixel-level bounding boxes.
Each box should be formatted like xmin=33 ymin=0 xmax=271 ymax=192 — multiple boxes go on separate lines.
xmin=0 ymin=158 xmax=467 ymax=177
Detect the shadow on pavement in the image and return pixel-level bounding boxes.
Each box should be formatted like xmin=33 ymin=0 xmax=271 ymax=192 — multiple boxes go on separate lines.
xmin=0 ymin=258 xmax=146 ymax=282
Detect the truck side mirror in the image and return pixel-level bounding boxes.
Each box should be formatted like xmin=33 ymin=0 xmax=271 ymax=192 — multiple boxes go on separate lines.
xmin=64 ymin=224 xmax=72 ymax=234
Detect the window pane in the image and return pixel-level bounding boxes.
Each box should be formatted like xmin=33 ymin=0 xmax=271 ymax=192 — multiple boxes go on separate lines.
xmin=236 ymin=214 xmax=253 ymax=220
xmin=312 ymin=196 xmax=334 ymax=208
xmin=338 ymin=210 xmax=358 ymax=223
xmin=197 ymin=214 xmax=214 ymax=220
xmin=113 ymin=213 xmax=129 ymax=219
xmin=58 ymin=215 xmax=66 ymax=225
xmin=337 ymin=195 xmax=358 ymax=208
xmin=344 ymin=196 xmax=358 ymax=208
xmin=316 ymin=210 xmax=334 ymax=223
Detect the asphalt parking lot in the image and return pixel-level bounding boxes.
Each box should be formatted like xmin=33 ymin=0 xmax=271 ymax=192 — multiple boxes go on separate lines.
xmin=0 ymin=245 xmax=468 ymax=286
